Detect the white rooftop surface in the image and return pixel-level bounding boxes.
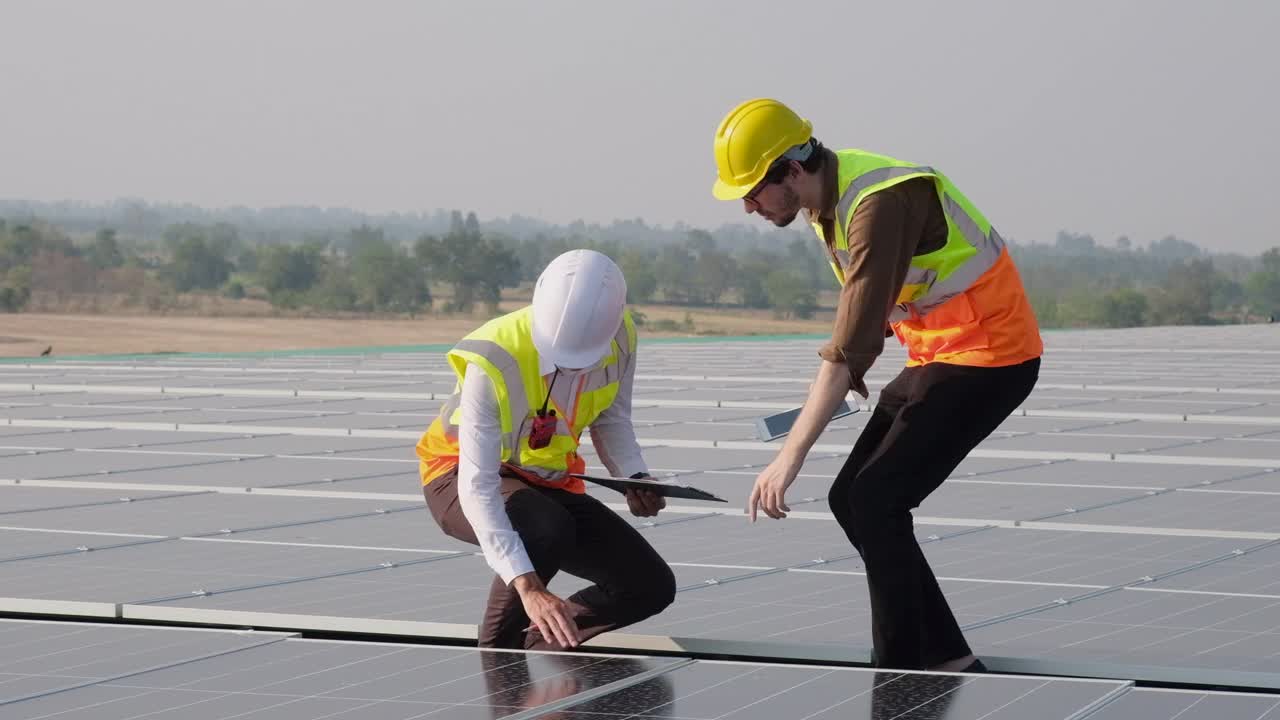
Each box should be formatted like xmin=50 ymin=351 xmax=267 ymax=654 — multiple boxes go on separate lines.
xmin=4 ymin=324 xmax=1280 ymax=705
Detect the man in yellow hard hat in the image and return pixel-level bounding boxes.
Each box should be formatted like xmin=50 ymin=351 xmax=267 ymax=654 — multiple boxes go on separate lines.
xmin=712 ymin=98 xmax=1044 ymax=672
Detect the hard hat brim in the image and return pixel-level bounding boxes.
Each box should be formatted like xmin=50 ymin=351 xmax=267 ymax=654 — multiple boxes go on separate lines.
xmin=534 ymin=335 xmax=613 ymax=372
xmin=712 ymin=177 xmax=753 ymax=201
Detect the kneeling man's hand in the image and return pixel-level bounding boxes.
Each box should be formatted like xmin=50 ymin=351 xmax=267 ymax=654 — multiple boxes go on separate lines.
xmin=625 ymin=486 xmax=665 ymax=517
xmin=514 ymin=574 xmax=579 ymax=649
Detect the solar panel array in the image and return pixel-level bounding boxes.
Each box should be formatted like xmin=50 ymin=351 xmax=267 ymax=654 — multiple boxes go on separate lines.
xmin=7 ymin=620 xmax=1280 ymax=719
xmin=0 ymin=619 xmax=1205 ymax=719
xmin=4 ymin=323 xmax=1280 ymax=715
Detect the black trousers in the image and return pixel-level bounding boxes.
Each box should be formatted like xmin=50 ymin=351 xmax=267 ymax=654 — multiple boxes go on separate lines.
xmin=425 ymin=471 xmax=676 ymax=650
xmin=828 ymin=357 xmax=1040 ymax=669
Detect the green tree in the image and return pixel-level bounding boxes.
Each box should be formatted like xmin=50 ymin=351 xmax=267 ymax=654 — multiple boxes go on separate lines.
xmin=617 ymin=249 xmax=658 ymax=303
xmin=1245 ymin=248 xmax=1280 ymax=318
xmin=738 ymin=251 xmax=778 ymax=309
xmin=787 ymin=237 xmax=826 ymax=287
xmin=656 ymin=245 xmax=697 ymax=304
xmin=1098 ymin=288 xmax=1149 ymax=328
xmin=1 ymin=222 xmax=74 ymax=272
xmin=163 ymin=227 xmax=232 ymax=292
xmin=347 ymin=224 xmax=384 ymax=248
xmin=206 ymin=222 xmax=240 ymax=261
xmin=1210 ymin=274 xmax=1244 ymax=317
xmin=308 ymin=264 xmax=358 ymax=312
xmin=256 ymin=244 xmax=325 ymax=301
xmin=349 ymin=233 xmax=430 ymax=312
xmin=416 ymin=233 xmax=474 ymax=311
xmin=695 ymin=249 xmax=738 ymax=306
xmin=1263 ymin=248 xmax=1280 ymax=274
xmin=415 ymin=213 xmax=520 ymax=313
xmin=1055 ymin=290 xmax=1104 ymax=328
xmin=1148 ymin=259 xmax=1216 ymax=326
xmin=236 ymin=247 xmax=259 ymax=274
xmin=1027 ymin=287 xmax=1060 ymax=328
xmin=477 ymin=238 xmax=520 ymax=314
xmin=1054 ymin=231 xmax=1097 ymax=255
xmin=0 ymin=266 xmax=32 ymax=311
xmin=764 ymin=269 xmax=816 ymax=319
xmin=87 ymin=229 xmax=124 ymax=269
xmin=685 ymin=229 xmax=715 ymax=255
xmin=1247 ymin=272 xmax=1280 ymax=319
xmin=1148 ymin=234 xmax=1202 ymax=260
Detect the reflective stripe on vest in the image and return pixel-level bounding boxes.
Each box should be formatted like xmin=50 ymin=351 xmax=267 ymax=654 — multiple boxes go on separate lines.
xmin=819 ymin=151 xmax=1005 ymax=321
xmin=441 ymin=327 xmax=630 ymax=458
xmin=422 ymin=306 xmax=635 ymax=485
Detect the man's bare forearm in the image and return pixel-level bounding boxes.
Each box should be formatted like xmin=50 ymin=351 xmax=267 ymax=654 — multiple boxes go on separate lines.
xmin=776 ymin=360 xmax=851 ymax=468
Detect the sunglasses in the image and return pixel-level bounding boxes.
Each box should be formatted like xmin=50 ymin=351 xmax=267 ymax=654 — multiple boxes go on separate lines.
xmin=743 ymin=160 xmax=793 ymax=205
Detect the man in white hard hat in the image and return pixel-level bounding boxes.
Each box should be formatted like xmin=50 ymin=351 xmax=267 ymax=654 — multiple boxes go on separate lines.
xmin=415 ymin=249 xmax=675 ymax=651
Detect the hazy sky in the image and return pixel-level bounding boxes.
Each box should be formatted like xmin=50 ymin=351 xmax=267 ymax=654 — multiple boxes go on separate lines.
xmin=2 ymin=1 xmax=1277 ymax=252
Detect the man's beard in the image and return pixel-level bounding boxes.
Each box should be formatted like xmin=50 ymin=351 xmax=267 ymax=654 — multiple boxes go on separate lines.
xmin=767 ymin=184 xmax=802 ymax=227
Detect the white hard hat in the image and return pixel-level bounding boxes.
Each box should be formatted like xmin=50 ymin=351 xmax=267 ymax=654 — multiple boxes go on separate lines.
xmin=531 ymin=249 xmax=628 ymax=370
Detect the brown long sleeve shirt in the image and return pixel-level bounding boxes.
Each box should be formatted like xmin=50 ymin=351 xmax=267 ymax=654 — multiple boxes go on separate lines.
xmin=809 ymin=153 xmax=948 ymax=398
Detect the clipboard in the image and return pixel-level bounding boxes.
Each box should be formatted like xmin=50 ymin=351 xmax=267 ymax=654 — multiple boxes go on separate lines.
xmin=570 ymin=474 xmax=728 ymax=503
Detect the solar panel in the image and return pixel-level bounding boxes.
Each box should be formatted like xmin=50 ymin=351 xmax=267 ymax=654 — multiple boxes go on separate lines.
xmin=4 ymin=324 xmax=1280 ymax=709
xmin=0 ymin=490 xmax=421 ymax=537
xmin=1 ymin=619 xmax=1136 ymax=719
xmin=0 ymin=620 xmax=292 ymax=706
xmin=1085 ymin=688 xmax=1280 ymax=719
xmin=164 ymin=434 xmax=416 ymax=456
xmin=1054 ymin=490 xmax=1280 ymax=532
xmin=969 ymin=589 xmax=1280 ymax=680
xmin=553 ymin=659 xmax=1129 ymax=720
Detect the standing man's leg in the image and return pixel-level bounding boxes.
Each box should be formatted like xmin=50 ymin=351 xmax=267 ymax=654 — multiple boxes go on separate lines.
xmin=828 ymin=369 xmax=913 ymax=551
xmin=423 ymin=470 xmax=576 ymax=648
xmin=834 ymin=358 xmax=1039 ymax=669
xmin=525 ymin=489 xmax=676 ymax=651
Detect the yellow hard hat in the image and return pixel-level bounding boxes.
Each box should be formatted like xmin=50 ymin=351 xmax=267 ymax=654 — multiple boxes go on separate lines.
xmin=711 ymin=98 xmax=813 ymax=201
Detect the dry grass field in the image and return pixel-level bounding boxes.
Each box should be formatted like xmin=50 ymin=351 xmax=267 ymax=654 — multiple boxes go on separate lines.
xmin=0 ymin=304 xmax=832 ymax=358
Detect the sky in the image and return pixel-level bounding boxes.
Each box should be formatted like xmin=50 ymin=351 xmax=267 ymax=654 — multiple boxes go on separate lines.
xmin=1 ymin=0 xmax=1277 ymax=253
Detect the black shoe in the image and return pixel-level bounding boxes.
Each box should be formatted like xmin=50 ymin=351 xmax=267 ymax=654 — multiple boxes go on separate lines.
xmin=960 ymin=658 xmax=988 ymax=673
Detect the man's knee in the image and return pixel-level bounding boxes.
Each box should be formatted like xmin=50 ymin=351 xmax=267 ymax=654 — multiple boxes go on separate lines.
xmin=847 ymin=476 xmax=902 ymax=547
xmin=649 ymin=561 xmax=677 ymax=612
xmin=627 ymin=557 xmax=677 ymax=620
xmin=827 ymin=482 xmax=853 ymax=520
xmin=830 ymin=481 xmax=872 ymax=554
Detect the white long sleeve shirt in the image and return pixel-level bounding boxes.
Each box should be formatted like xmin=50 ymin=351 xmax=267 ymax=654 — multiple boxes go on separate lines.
xmin=457 ymin=351 xmax=647 ymax=584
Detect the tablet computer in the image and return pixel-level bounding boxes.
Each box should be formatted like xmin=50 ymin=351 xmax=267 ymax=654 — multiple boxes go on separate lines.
xmin=570 ymin=474 xmax=727 ymax=503
xmin=755 ymin=399 xmax=858 ymax=442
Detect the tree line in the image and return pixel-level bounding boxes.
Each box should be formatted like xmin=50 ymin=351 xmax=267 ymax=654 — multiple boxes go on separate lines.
xmin=2 ymin=210 xmax=1279 ymax=329
xmin=1013 ymin=232 xmax=1278 ymax=327
xmin=0 ymin=211 xmax=831 ymax=319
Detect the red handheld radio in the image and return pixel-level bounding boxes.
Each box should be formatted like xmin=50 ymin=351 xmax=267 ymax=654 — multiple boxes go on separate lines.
xmin=528 ymin=369 xmax=560 ymax=450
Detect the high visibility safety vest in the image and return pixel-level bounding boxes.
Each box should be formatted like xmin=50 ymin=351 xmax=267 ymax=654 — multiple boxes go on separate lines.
xmin=416 ymin=305 xmax=637 ymax=494
xmin=812 ymin=149 xmax=1042 ymax=367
